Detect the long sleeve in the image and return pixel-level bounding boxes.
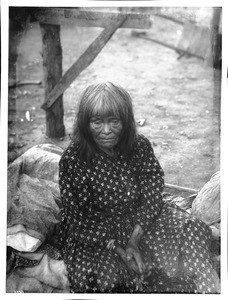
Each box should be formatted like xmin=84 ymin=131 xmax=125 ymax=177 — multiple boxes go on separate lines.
xmin=131 ymin=136 xmax=165 ymax=232
xmin=58 ymin=147 xmax=115 ymax=247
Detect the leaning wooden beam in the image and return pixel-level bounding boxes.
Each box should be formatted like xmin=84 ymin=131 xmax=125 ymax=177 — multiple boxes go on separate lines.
xmin=131 ymin=30 xmax=204 ymax=60
xmin=31 ymin=8 xmax=152 ymax=29
xmin=41 ymin=15 xmax=127 ymax=110
xmin=165 ymin=183 xmax=198 ymax=194
xmin=154 ymin=13 xmax=184 ymax=25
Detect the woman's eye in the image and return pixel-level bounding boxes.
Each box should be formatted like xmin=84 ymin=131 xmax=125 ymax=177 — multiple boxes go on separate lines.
xmin=91 ymin=119 xmax=102 ymax=127
xmin=111 ymin=119 xmax=120 ymax=126
xmin=94 ymin=120 xmax=102 ymax=125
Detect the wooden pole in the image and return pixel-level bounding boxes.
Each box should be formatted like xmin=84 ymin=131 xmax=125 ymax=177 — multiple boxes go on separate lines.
xmin=40 ymin=24 xmax=65 ymax=138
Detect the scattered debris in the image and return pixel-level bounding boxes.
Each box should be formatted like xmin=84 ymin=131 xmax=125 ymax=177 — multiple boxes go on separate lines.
xmin=179 ymin=131 xmax=186 ymax=135
xmin=23 ymin=91 xmax=31 ymax=96
xmin=136 ymin=119 xmax=146 ymax=126
xmin=162 ymin=192 xmax=197 ymax=211
xmin=152 ymin=141 xmax=157 ymax=147
xmin=131 ymin=30 xmax=147 ymax=37
xmin=25 ymin=111 xmax=31 ymax=122
xmin=161 ymin=142 xmax=170 ymax=150
xmin=8 ymin=137 xmax=26 ymax=151
xmin=146 ymin=91 xmax=155 ymax=96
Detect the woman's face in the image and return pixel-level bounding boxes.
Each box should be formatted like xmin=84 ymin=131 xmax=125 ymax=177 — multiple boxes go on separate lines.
xmin=89 ymin=115 xmax=123 ymax=151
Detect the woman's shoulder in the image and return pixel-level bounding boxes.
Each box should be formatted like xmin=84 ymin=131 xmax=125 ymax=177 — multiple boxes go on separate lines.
xmin=132 ymin=134 xmax=155 ymax=158
xmin=60 ymin=141 xmax=82 ymax=166
xmin=135 ymin=134 xmax=152 ymax=150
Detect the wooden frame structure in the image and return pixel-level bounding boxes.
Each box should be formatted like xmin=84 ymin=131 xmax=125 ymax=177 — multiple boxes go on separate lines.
xmin=12 ymin=7 xmax=151 ymax=138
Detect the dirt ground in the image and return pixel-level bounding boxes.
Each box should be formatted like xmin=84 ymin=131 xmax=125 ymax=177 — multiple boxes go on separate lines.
xmin=8 ymin=7 xmax=221 ymax=193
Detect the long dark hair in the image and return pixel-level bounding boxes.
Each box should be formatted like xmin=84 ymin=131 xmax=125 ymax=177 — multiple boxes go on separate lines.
xmin=71 ymin=82 xmax=137 ymax=164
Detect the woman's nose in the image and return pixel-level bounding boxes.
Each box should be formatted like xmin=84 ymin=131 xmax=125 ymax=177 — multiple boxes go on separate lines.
xmin=103 ymin=123 xmax=111 ymax=133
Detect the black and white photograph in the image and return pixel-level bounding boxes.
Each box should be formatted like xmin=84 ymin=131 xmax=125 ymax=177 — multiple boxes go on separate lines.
xmin=1 ymin=0 xmax=227 ymax=297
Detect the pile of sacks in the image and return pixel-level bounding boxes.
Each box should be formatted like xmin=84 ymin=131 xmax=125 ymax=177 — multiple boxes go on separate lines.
xmin=6 ymin=144 xmax=70 ymax=293
xmin=191 ymin=171 xmax=220 ymax=239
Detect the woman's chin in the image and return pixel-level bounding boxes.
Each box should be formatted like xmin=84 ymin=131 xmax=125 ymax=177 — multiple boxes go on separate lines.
xmin=97 ymin=140 xmax=118 ymax=149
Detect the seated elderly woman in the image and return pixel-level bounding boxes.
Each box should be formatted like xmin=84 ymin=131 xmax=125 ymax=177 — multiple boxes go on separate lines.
xmin=58 ymin=82 xmax=220 ymax=293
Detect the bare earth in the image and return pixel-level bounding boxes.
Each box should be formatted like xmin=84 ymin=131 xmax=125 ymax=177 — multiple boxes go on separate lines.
xmin=8 ymin=11 xmax=220 ymax=193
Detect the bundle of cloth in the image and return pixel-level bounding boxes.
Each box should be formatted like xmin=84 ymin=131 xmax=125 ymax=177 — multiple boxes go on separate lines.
xmin=6 ymin=144 xmax=70 ymax=293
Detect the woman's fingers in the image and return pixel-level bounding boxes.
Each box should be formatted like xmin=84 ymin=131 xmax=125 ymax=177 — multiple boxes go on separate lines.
xmin=126 ymin=245 xmax=145 ymax=274
xmin=116 ymin=245 xmax=146 ymax=276
xmin=143 ymin=262 xmax=153 ymax=278
xmin=126 ymin=247 xmax=133 ymax=261
xmin=132 ymin=250 xmax=145 ymax=274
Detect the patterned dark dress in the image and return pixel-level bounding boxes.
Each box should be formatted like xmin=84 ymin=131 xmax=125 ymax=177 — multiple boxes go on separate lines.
xmin=58 ymin=135 xmax=219 ymax=293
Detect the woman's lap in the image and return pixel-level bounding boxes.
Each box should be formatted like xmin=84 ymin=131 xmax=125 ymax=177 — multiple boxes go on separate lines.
xmin=63 ymin=203 xmax=219 ymax=293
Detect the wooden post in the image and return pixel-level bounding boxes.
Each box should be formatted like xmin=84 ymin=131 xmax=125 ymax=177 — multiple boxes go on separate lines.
xmin=8 ymin=19 xmax=24 ymax=121
xmin=40 ymin=24 xmax=65 ymax=138
xmin=210 ymin=8 xmax=221 ymax=170
xmin=8 ymin=7 xmax=31 ymax=121
xmin=211 ymin=7 xmax=222 ymax=69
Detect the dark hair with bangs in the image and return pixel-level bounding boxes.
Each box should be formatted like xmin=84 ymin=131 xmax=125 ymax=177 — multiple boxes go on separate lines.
xmin=71 ymin=82 xmax=138 ymax=164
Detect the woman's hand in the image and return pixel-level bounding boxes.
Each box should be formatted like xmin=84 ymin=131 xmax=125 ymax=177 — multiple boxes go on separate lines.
xmin=108 ymin=225 xmax=147 ymax=276
xmin=107 ymin=239 xmax=141 ymax=275
xmin=126 ymin=237 xmax=145 ymax=275
xmin=125 ymin=224 xmax=145 ymax=275
xmin=115 ymin=246 xmax=141 ymax=275
xmin=115 ymin=246 xmax=152 ymax=278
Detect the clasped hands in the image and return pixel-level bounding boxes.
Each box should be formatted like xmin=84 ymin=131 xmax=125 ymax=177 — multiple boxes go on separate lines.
xmin=111 ymin=224 xmax=151 ymax=278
